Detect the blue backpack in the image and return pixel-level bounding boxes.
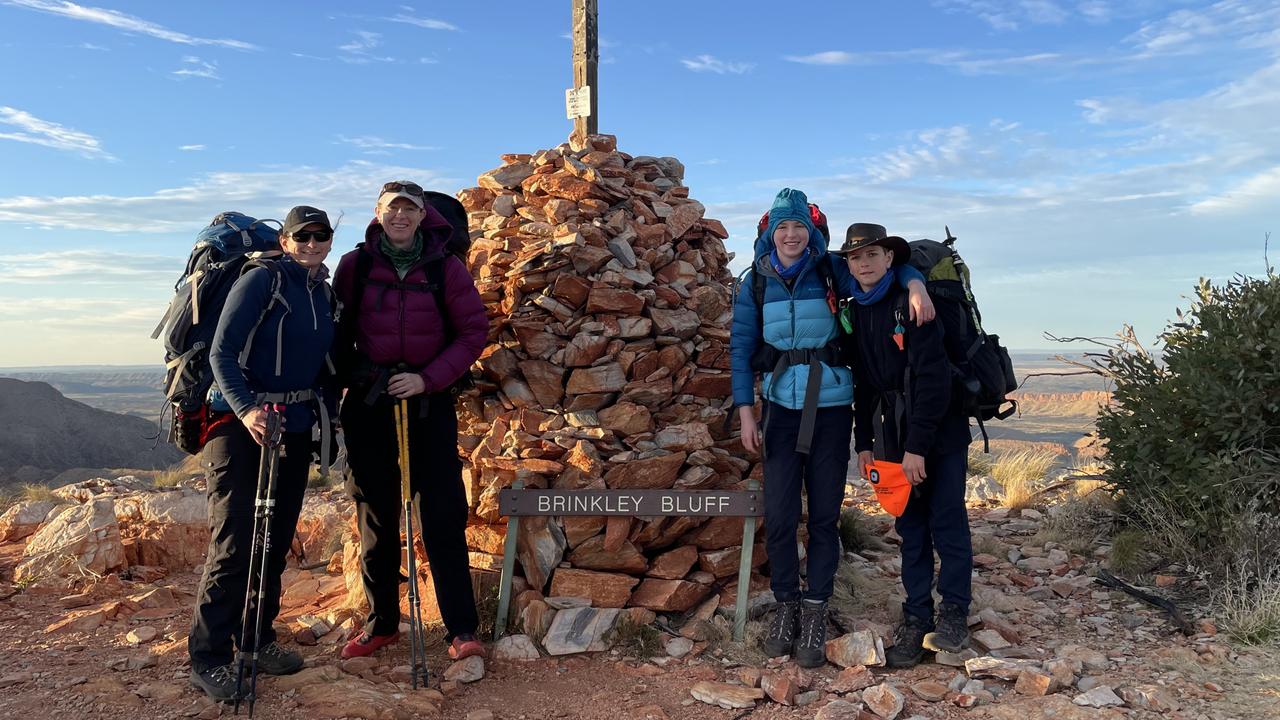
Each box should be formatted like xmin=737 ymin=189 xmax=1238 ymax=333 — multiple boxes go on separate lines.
xmin=152 ymin=212 xmax=283 ymax=453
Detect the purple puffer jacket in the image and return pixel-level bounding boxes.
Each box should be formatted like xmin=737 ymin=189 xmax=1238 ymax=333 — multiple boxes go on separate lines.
xmin=333 ymin=209 xmax=487 ymax=393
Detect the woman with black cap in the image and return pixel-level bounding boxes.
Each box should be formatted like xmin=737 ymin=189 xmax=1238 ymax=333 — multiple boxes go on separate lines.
xmin=187 ymin=205 xmax=338 ymax=702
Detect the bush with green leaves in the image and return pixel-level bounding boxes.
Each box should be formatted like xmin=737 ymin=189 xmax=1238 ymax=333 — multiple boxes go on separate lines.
xmin=1094 ymin=275 xmax=1280 ymax=572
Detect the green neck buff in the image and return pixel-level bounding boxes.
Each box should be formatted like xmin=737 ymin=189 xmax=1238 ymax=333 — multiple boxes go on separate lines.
xmin=381 ymin=231 xmax=422 ymax=278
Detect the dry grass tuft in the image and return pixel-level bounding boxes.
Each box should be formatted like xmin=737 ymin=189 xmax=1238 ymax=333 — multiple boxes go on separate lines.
xmin=605 ymin=615 xmax=664 ymax=658
xmin=20 ymin=483 xmax=57 ymax=503
xmin=992 ymin=448 xmax=1061 ymax=510
xmin=1216 ymin=562 xmax=1280 ymax=646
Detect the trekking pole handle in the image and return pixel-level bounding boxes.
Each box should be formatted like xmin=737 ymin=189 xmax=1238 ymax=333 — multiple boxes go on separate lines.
xmin=264 ymin=403 xmax=285 ymax=448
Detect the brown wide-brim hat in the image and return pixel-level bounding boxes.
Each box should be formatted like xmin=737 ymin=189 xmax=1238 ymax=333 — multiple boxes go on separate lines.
xmin=831 ymin=222 xmax=910 ymax=267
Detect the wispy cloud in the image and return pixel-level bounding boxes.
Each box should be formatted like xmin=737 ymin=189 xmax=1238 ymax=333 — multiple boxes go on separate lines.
xmin=680 ymin=54 xmax=754 ymax=75
xmin=172 ymin=55 xmax=220 ymax=80
xmin=79 ymin=41 xmax=108 ymax=51
xmin=0 ymin=106 xmax=113 ymax=160
xmin=0 ymin=251 xmax=174 ymax=284
xmin=933 ymin=0 xmax=1071 ymax=31
xmin=1125 ymin=1 xmax=1280 ymax=57
xmin=786 ymin=47 xmax=1068 ymax=75
xmin=0 ymin=161 xmax=456 ymax=233
xmin=178 ymin=144 xmax=205 ymax=151
xmin=384 ymin=12 xmax=457 ymax=31
xmin=336 ymin=135 xmax=439 ymax=153
xmin=1191 ymin=165 xmax=1280 ymax=215
xmin=1 ymin=0 xmax=257 ymax=50
xmin=338 ymin=30 xmax=394 ymax=64
xmin=784 ymin=50 xmax=861 ymax=65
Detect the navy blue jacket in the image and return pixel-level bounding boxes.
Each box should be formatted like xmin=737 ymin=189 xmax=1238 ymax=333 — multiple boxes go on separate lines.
xmin=209 ymin=257 xmax=336 ymax=433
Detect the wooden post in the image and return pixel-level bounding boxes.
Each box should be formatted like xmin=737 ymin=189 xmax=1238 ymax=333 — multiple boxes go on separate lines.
xmin=493 ymin=478 xmax=524 ymax=640
xmin=570 ymin=0 xmax=598 ymax=148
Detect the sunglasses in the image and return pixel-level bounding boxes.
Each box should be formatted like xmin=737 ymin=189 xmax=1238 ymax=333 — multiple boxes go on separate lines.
xmin=290 ymin=230 xmax=333 ymax=243
xmin=382 ymin=180 xmax=424 ymax=196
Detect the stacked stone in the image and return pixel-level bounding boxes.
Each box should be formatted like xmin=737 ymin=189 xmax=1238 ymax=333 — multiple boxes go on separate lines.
xmin=452 ymin=134 xmax=767 ymax=618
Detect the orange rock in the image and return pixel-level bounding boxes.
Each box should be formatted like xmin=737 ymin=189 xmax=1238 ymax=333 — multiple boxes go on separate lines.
xmin=549 ymin=568 xmax=639 ymax=608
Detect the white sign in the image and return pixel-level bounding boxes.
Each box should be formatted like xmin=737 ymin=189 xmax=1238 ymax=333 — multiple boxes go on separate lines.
xmin=565 ymin=85 xmax=592 ymax=119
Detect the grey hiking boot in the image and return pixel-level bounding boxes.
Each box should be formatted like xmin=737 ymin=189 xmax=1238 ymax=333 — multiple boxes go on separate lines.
xmin=923 ymin=602 xmax=970 ymax=654
xmin=189 ymin=663 xmax=244 ymax=703
xmin=254 ymin=641 xmax=305 ymax=675
xmin=761 ymin=600 xmax=800 ymax=658
xmin=885 ymin=613 xmax=932 ymax=668
xmin=794 ymin=600 xmax=829 ymax=668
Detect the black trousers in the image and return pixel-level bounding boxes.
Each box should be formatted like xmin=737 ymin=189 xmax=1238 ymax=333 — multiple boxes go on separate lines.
xmin=762 ymin=401 xmax=854 ymax=603
xmin=896 ymin=448 xmax=972 ymax=623
xmin=188 ymin=422 xmax=311 ymax=673
xmin=341 ymin=390 xmax=478 ymax=641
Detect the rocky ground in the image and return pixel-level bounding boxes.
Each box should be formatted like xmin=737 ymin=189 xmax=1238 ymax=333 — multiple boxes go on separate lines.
xmin=0 ymin=477 xmax=1276 ymax=720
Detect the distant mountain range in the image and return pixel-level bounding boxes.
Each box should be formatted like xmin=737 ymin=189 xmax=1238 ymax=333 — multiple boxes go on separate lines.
xmin=0 ymin=378 xmax=181 ymax=488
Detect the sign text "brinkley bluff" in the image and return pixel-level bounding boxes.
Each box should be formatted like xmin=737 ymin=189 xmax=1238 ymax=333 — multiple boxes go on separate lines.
xmin=498 ymin=489 xmax=763 ymax=517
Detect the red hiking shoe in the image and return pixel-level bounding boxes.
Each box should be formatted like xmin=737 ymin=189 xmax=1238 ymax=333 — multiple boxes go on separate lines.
xmin=341 ymin=631 xmax=399 ymax=659
xmin=448 ymin=633 xmax=486 ymax=660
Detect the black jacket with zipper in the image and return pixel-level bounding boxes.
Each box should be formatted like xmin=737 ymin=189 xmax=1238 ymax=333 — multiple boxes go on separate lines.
xmin=850 ymin=283 xmax=971 ymax=460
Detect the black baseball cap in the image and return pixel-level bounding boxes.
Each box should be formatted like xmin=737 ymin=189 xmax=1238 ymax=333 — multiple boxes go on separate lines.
xmin=283 ymin=205 xmax=332 ymax=235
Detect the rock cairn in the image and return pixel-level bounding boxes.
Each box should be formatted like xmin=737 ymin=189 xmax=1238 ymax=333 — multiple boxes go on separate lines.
xmin=452 ymin=134 xmax=766 ymax=618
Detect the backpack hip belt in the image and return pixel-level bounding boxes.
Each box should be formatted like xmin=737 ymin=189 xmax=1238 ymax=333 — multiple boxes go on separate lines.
xmin=760 ymin=344 xmax=843 ymax=456
xmin=254 ymin=388 xmax=332 ymax=478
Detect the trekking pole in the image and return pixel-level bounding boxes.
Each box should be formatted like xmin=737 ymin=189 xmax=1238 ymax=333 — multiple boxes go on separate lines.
xmin=234 ymin=403 xmax=284 ymax=717
xmin=395 ymin=398 xmax=429 ymax=689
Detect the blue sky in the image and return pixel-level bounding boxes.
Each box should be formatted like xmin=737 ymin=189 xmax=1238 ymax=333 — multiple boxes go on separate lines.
xmin=0 ymin=0 xmax=1276 ymax=366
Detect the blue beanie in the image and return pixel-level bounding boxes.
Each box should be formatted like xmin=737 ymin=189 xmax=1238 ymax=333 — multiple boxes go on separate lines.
xmin=754 ymin=187 xmax=824 ymax=259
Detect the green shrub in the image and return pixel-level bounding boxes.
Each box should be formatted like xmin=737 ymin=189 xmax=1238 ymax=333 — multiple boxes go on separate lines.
xmin=1096 ymin=276 xmax=1280 ymax=566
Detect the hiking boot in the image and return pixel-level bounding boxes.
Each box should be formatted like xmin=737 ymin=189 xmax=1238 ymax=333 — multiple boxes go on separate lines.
xmin=341 ymin=631 xmax=399 ymax=659
xmin=761 ymin=600 xmax=800 ymax=658
xmin=189 ymin=663 xmax=244 ymax=703
xmin=794 ymin=600 xmax=829 ymax=668
xmin=885 ymin=614 xmax=932 ymax=668
xmin=448 ymin=633 xmax=486 ymax=660
xmin=923 ymin=602 xmax=970 ymax=654
xmin=254 ymin=641 xmax=304 ymax=675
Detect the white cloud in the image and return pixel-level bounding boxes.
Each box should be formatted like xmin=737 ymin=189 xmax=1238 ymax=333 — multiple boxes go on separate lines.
xmin=680 ymin=54 xmax=754 ymax=75
xmin=79 ymin=41 xmax=108 ymax=51
xmin=784 ymin=51 xmax=859 ymax=65
xmin=1125 ymin=1 xmax=1280 ymax=56
xmin=1190 ymin=166 xmax=1280 ymax=215
xmin=385 ymin=13 xmax=457 ymax=31
xmin=172 ymin=56 xmax=219 ymax=80
xmin=0 ymin=106 xmax=113 ymax=160
xmin=0 ymin=251 xmax=175 ymax=285
xmin=1077 ymin=0 xmax=1111 ymax=23
xmin=339 ymin=30 xmax=394 ymax=64
xmin=178 ymin=144 xmax=205 ymax=151
xmin=0 ymin=160 xmax=456 ymax=233
xmin=1 ymin=0 xmax=257 ymax=50
xmin=934 ymin=0 xmax=1073 ymax=30
xmin=336 ymin=135 xmax=439 ymax=152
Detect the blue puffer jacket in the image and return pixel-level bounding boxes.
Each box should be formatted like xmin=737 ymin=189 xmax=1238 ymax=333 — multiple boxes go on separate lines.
xmin=730 ymin=189 xmax=922 ymax=410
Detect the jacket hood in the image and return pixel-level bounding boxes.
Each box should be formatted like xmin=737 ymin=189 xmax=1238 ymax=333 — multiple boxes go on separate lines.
xmin=753 ymin=187 xmax=828 ymax=260
xmin=363 ymin=204 xmax=452 ymax=257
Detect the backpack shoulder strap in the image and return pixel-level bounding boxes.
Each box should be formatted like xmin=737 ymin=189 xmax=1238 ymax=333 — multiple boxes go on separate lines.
xmin=752 ymin=266 xmax=767 ymax=331
xmin=426 ymin=255 xmax=454 ymax=340
xmin=237 ymin=260 xmax=287 ymax=370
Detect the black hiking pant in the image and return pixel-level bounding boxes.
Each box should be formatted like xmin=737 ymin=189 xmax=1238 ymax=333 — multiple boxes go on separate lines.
xmin=188 ymin=421 xmax=311 ymax=673
xmin=897 ymin=448 xmax=972 ymax=623
xmin=341 ymin=389 xmax=478 ymax=641
xmin=761 ymin=401 xmax=854 ymax=603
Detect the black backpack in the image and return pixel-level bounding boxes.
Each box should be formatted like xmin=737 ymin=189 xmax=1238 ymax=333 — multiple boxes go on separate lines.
xmin=152 ymin=212 xmax=285 ymax=453
xmin=904 ymin=227 xmax=1017 ymax=451
xmin=339 ymin=191 xmax=477 ymax=397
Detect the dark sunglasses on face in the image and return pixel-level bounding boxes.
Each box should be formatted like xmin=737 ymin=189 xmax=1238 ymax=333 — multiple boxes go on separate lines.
xmin=382 ymin=180 xmax=424 ymax=196
xmin=291 ymin=231 xmax=333 ymax=243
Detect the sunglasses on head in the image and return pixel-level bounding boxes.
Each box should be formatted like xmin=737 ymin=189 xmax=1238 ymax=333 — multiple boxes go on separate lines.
xmin=290 ymin=230 xmax=333 ymax=243
xmin=382 ymin=180 xmax=424 ymax=196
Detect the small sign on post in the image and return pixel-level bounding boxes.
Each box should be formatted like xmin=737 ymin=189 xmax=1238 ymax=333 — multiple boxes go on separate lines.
xmin=565 ymin=85 xmax=592 ymax=120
